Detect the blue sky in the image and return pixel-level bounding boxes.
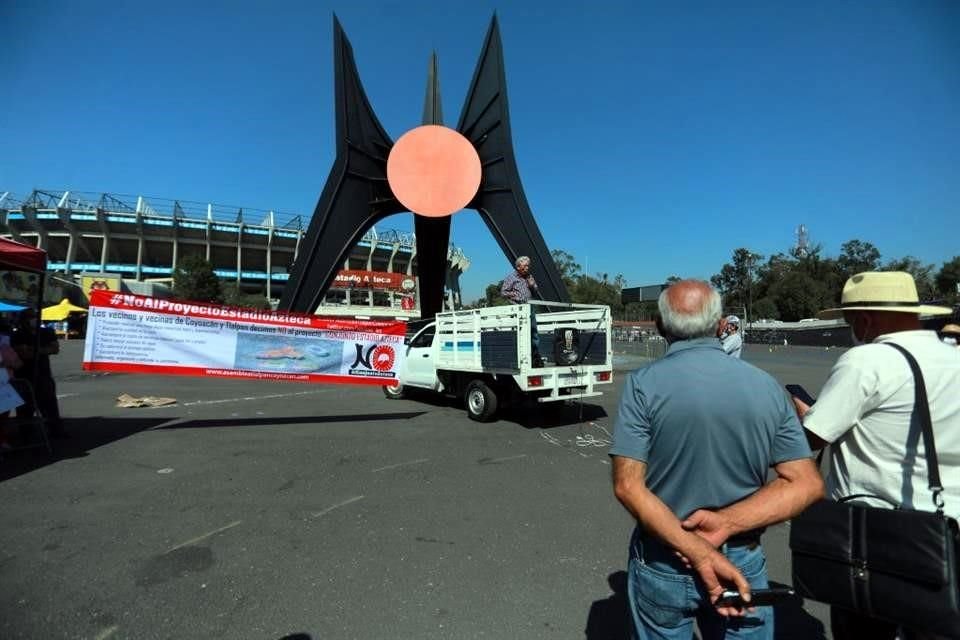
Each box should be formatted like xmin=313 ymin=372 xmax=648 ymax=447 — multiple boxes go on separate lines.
xmin=2 ymin=1 xmax=958 ymax=301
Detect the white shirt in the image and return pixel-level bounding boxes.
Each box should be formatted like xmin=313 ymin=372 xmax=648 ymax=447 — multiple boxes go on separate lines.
xmin=804 ymin=330 xmax=960 ymax=519
xmin=720 ymin=330 xmax=743 ymax=358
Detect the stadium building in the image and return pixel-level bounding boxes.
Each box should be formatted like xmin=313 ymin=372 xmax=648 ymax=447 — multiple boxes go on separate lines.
xmin=0 ymin=189 xmax=469 ymax=318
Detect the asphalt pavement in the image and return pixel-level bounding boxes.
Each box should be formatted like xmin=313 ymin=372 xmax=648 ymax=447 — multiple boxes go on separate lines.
xmin=0 ymin=341 xmax=841 ymax=640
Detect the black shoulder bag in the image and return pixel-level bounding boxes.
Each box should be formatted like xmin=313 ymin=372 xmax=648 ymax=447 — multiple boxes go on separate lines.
xmin=790 ymin=343 xmax=960 ymax=637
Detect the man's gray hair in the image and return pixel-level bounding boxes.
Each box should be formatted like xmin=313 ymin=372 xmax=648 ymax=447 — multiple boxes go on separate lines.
xmin=657 ymin=280 xmax=722 ymax=339
xmin=515 ymin=256 xmax=531 ymax=267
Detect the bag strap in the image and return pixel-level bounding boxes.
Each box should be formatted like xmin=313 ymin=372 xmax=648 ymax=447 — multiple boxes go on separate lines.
xmin=883 ymin=342 xmax=945 ymax=514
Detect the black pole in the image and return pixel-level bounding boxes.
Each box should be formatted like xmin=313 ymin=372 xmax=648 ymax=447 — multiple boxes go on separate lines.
xmin=30 ymin=272 xmax=45 ymax=392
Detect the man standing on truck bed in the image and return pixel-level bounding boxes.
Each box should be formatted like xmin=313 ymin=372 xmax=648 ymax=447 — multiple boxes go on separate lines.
xmin=501 ymin=255 xmax=544 ymax=367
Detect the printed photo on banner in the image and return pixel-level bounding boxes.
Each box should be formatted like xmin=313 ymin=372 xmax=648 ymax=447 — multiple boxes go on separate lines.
xmin=82 ymin=290 xmax=406 ymax=386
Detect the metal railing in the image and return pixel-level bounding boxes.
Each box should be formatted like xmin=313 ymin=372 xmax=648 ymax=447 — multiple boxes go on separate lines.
xmin=612 ymin=334 xmax=669 ymax=366
xmin=3 ymin=189 xmax=306 ymax=230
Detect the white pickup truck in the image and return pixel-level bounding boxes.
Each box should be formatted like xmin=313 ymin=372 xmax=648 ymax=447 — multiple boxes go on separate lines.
xmin=383 ymin=302 xmax=613 ymax=421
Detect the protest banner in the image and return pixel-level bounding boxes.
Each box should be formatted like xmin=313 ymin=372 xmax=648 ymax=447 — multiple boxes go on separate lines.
xmin=82 ymin=291 xmax=406 ymax=386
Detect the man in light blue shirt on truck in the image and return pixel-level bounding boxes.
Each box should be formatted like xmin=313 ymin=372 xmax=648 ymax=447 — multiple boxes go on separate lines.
xmin=610 ymin=279 xmax=823 ymax=640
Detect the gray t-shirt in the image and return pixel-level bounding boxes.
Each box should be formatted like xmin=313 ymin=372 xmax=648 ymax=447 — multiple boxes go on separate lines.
xmin=610 ymin=337 xmax=811 ymax=519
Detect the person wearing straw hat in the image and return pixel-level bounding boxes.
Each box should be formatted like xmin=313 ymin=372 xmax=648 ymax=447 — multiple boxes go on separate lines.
xmin=940 ymin=323 xmax=960 ymax=347
xmin=790 ymin=271 xmax=959 ymax=640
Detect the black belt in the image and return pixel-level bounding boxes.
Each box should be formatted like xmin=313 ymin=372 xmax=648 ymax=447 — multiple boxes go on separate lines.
xmin=636 ymin=527 xmax=763 ymax=549
xmin=726 ymin=529 xmax=763 ymax=548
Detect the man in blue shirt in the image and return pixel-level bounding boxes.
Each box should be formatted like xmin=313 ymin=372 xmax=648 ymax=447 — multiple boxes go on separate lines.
xmin=610 ymin=280 xmax=823 ymax=640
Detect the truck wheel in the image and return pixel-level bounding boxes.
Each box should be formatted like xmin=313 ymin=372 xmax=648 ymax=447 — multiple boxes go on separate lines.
xmin=383 ymin=383 xmax=406 ymax=400
xmin=465 ymin=380 xmax=498 ymax=422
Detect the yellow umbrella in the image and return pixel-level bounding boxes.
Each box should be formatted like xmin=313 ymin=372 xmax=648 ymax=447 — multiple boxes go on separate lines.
xmin=41 ymin=298 xmax=88 ymax=322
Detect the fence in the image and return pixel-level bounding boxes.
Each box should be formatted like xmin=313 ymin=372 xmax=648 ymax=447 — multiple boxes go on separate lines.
xmin=611 ymin=333 xmax=669 ymax=367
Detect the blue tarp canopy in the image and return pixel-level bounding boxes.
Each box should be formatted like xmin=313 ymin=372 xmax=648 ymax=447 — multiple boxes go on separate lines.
xmin=0 ymin=301 xmax=27 ymax=312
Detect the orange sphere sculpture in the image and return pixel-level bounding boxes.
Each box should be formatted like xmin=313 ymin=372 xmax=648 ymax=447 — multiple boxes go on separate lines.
xmin=386 ymin=125 xmax=482 ymax=217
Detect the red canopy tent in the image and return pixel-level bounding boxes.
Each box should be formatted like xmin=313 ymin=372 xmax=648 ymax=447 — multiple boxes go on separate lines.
xmin=0 ymin=237 xmax=47 ymax=273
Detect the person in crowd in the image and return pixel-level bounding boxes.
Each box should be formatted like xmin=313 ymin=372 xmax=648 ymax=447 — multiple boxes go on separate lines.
xmin=719 ymin=314 xmax=743 ymax=358
xmin=0 ymin=316 xmax=24 ymax=450
xmin=791 ymin=271 xmax=959 ymax=640
xmin=12 ymin=308 xmax=65 ymax=438
xmin=611 ymin=279 xmax=824 ymax=640
xmin=500 ymin=255 xmax=543 ymax=367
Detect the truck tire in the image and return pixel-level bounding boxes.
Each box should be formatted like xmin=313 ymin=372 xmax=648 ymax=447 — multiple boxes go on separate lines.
xmin=465 ymin=380 xmax=498 ymax=422
xmin=383 ymin=383 xmax=406 ymax=400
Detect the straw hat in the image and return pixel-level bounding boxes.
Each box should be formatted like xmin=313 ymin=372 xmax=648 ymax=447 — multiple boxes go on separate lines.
xmin=818 ymin=271 xmax=953 ymax=320
xmin=943 ymin=323 xmax=960 ymax=336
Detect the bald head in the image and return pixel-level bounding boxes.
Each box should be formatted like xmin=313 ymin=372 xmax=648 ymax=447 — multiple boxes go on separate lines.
xmin=658 ymin=279 xmax=723 ymax=340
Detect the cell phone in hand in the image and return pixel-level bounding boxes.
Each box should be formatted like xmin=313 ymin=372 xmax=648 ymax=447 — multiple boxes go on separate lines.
xmin=716 ymin=587 xmax=796 ymax=608
xmin=785 ymin=384 xmax=816 ymax=406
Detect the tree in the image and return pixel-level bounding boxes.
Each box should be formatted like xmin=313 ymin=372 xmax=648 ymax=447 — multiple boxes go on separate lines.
xmin=769 ymin=271 xmax=832 ymax=321
xmin=173 ymin=256 xmax=222 ymax=302
xmin=883 ymin=256 xmax=936 ymax=301
xmin=484 ymin=282 xmax=509 ymax=307
xmin=221 ymin=282 xmax=271 ymax=309
xmin=935 ymin=256 xmax=960 ymax=302
xmin=571 ymin=272 xmax=625 ymax=314
xmin=711 ymin=248 xmax=762 ymax=318
xmin=837 ymin=239 xmax=881 ymax=283
xmin=665 ymin=275 xmax=682 ymax=285
xmin=754 ymin=252 xmax=794 ymax=302
xmin=782 ymin=243 xmax=842 ymax=305
xmin=550 ymin=249 xmax=582 ymax=289
xmin=751 ymin=297 xmax=779 ymax=321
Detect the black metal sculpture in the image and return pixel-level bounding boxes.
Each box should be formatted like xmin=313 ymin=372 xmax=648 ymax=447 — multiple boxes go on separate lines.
xmin=279 ymin=15 xmax=570 ymax=317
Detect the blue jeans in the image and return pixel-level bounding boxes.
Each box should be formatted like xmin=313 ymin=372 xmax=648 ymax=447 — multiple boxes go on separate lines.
xmin=627 ymin=532 xmax=772 ymax=640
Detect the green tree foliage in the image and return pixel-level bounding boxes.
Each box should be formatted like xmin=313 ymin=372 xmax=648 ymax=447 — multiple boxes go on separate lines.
xmin=475 ymin=243 xmax=955 ymax=322
xmin=173 ymin=256 xmax=223 ymax=303
xmin=792 ymin=244 xmax=843 ymax=305
xmin=221 ymin=282 xmax=272 ymax=310
xmin=570 ymin=272 xmax=625 ymax=314
xmin=484 ymin=282 xmax=510 ymax=307
xmin=837 ymin=239 xmax=881 ymax=283
xmin=883 ymin=256 xmax=936 ymax=301
xmin=751 ymin=297 xmax=779 ymax=321
xmin=550 ymin=249 xmax=582 ymax=289
xmin=935 ymin=256 xmax=960 ymax=303
xmin=710 ymin=248 xmax=763 ymax=316
xmin=769 ymin=271 xmax=832 ymax=321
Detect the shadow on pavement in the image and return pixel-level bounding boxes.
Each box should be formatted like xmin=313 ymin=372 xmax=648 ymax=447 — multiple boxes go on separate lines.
xmin=161 ymin=412 xmax=428 ymax=430
xmin=507 ymin=402 xmax=608 ymax=430
xmin=384 ymin=387 xmax=608 ymax=430
xmin=771 ymin=580 xmax=827 ymax=640
xmin=276 ymin=635 xmax=312 ymax=640
xmin=0 ymin=415 xmax=171 ymax=483
xmin=585 ymin=570 xmax=630 ymax=640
